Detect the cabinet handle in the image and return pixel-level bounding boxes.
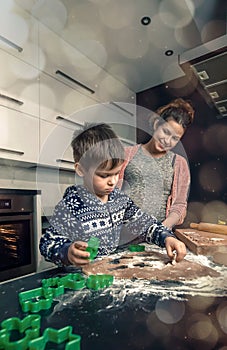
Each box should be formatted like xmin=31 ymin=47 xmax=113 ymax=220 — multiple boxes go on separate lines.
xmin=55 ymin=70 xmax=95 ymax=94
xmin=109 ymin=101 xmax=134 ymax=117
xmin=56 ymin=159 xmax=74 ymax=165
xmin=56 ymin=116 xmax=134 ymax=145
xmin=0 ymin=35 xmax=23 ymax=52
xmin=0 ymin=147 xmax=24 ymax=156
xmin=56 ymin=116 xmax=83 ymax=128
xmin=0 ymin=93 xmax=24 ymax=106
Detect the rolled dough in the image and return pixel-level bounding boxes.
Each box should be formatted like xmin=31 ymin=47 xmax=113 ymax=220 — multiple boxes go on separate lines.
xmin=82 ymin=251 xmax=220 ymax=281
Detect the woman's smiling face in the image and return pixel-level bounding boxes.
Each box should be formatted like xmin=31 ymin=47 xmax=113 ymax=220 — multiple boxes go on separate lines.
xmin=152 ymin=118 xmax=185 ymax=152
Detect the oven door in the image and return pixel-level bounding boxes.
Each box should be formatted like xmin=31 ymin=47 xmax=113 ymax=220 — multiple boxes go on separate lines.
xmin=0 ymin=214 xmax=36 ymax=282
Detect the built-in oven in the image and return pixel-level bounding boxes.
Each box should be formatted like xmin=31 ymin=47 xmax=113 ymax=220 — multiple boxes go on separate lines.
xmin=0 ymin=189 xmax=38 ymax=282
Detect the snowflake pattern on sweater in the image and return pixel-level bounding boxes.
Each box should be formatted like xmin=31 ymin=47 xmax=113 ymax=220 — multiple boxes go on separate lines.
xmin=39 ymin=185 xmax=175 ymax=266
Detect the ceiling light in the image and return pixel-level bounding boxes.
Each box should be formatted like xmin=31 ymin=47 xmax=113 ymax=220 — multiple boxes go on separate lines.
xmin=218 ymin=106 xmax=226 ymax=113
xmin=198 ymin=70 xmax=209 ymax=80
xmin=209 ymin=91 xmax=219 ymax=99
xmin=141 ymin=16 xmax=151 ymax=26
xmin=165 ymin=50 xmax=174 ymax=56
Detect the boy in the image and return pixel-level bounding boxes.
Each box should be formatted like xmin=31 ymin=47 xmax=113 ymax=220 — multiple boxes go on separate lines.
xmin=39 ymin=123 xmax=186 ymax=267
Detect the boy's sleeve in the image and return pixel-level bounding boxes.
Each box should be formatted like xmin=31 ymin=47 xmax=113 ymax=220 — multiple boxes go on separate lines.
xmin=39 ymin=199 xmax=80 ymax=266
xmin=39 ymin=226 xmax=72 ymax=266
xmin=145 ymin=222 xmax=175 ymax=247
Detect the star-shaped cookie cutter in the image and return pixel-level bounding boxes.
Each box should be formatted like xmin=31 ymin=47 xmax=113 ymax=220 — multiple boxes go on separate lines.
xmin=28 ymin=326 xmax=81 ymax=350
xmin=128 ymin=244 xmax=145 ymax=252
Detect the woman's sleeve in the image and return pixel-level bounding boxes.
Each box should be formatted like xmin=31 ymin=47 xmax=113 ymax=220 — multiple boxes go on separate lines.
xmin=166 ymin=155 xmax=191 ymax=225
xmin=117 ymin=146 xmax=132 ymax=189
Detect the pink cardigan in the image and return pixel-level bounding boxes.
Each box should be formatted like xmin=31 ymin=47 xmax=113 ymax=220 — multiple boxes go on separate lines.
xmin=118 ymin=144 xmax=191 ymax=225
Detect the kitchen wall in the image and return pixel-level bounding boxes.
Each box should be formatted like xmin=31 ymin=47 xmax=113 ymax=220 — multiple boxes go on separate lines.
xmin=137 ymin=74 xmax=227 ymax=227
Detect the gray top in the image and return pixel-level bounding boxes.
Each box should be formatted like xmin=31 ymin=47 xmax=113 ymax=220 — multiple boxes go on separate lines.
xmin=123 ymin=146 xmax=175 ymax=221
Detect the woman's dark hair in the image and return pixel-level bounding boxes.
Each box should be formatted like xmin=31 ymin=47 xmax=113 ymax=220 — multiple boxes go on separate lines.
xmin=155 ymin=98 xmax=195 ymax=129
xmin=71 ymin=122 xmax=125 ymax=170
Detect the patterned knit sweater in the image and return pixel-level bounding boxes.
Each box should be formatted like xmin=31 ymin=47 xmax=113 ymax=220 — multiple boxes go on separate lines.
xmin=39 ymin=185 xmax=175 ymax=266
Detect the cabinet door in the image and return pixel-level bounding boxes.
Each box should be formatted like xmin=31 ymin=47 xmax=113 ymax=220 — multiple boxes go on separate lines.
xmin=39 ymin=119 xmax=76 ymax=171
xmin=0 ymin=3 xmax=39 ymax=67
xmin=39 ymin=71 xmax=95 ymax=123
xmin=0 ymin=106 xmax=39 ymax=163
xmin=60 ymin=102 xmax=137 ymax=143
xmin=38 ymin=22 xmax=100 ymax=96
xmin=0 ymin=49 xmax=39 ymax=117
xmin=38 ymin=22 xmax=135 ymax=105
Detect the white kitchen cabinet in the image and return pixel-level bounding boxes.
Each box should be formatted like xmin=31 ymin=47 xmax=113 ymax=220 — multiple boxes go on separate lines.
xmin=39 ymin=119 xmax=76 ymax=171
xmin=0 ymin=2 xmax=39 ymax=67
xmin=0 ymin=106 xmax=39 ymax=164
xmin=0 ymin=49 xmax=39 ymax=118
xmin=61 ymin=101 xmax=137 ymax=143
xmin=38 ymin=22 xmax=97 ymax=97
xmin=39 ymin=71 xmax=96 ymax=123
xmin=38 ymin=22 xmax=135 ymax=105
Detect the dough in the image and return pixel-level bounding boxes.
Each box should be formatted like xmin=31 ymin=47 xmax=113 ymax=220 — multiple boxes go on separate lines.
xmin=82 ymin=251 xmax=220 ymax=281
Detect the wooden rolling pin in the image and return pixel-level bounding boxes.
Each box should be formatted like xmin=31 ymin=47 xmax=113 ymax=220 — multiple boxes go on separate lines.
xmin=190 ymin=222 xmax=227 ymax=235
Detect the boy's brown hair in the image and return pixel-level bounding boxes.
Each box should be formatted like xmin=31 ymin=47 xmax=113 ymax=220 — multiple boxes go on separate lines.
xmin=71 ymin=123 xmax=125 ymax=170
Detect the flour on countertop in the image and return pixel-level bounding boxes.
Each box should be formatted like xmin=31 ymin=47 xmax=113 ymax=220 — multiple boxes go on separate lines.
xmin=48 ymin=244 xmax=227 ymax=318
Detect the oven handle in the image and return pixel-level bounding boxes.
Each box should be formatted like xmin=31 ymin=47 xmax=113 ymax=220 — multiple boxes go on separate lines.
xmin=0 ymin=213 xmax=33 ymax=219
xmin=0 ymin=147 xmax=24 ymax=156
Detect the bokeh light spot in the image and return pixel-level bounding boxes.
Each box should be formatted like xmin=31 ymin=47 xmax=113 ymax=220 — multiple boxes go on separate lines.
xmin=155 ymin=299 xmax=185 ymax=324
xmin=198 ymin=161 xmax=225 ymax=193
xmin=216 ymin=301 xmax=227 ymax=334
xmin=32 ymin=0 xmax=67 ymax=32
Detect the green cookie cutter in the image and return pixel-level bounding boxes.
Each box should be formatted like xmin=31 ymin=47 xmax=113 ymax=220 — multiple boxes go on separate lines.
xmin=0 ymin=315 xmax=41 ymax=350
xmin=18 ymin=287 xmax=53 ymax=313
xmin=128 ymin=244 xmax=145 ymax=252
xmin=42 ymin=277 xmax=65 ymax=297
xmin=60 ymin=273 xmax=86 ymax=290
xmin=86 ymin=236 xmax=100 ymax=260
xmin=28 ymin=326 xmax=81 ymax=350
xmin=86 ymin=274 xmax=114 ymax=290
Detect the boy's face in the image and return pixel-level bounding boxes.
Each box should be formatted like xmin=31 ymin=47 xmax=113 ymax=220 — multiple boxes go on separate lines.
xmin=76 ymin=161 xmax=123 ymax=202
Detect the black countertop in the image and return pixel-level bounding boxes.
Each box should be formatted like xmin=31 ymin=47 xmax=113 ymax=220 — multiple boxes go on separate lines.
xmin=0 ymin=267 xmax=227 ymax=349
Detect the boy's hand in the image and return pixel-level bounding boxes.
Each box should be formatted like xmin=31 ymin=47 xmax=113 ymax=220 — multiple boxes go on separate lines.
xmin=68 ymin=241 xmax=90 ymax=266
xmin=165 ymin=236 xmax=186 ymax=263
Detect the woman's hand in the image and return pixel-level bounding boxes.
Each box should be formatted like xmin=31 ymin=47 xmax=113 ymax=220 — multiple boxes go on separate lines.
xmin=68 ymin=241 xmax=90 ymax=266
xmin=165 ymin=236 xmax=186 ymax=262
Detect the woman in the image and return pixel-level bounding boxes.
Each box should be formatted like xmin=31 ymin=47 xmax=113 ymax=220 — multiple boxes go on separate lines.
xmin=118 ymin=98 xmax=195 ymax=229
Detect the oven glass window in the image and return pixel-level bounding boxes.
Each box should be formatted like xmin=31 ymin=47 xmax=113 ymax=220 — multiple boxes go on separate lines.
xmin=0 ymin=220 xmax=32 ymax=271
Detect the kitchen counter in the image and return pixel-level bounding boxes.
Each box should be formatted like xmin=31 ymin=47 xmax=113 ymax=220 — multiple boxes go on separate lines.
xmin=0 ymin=259 xmax=227 ymax=350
